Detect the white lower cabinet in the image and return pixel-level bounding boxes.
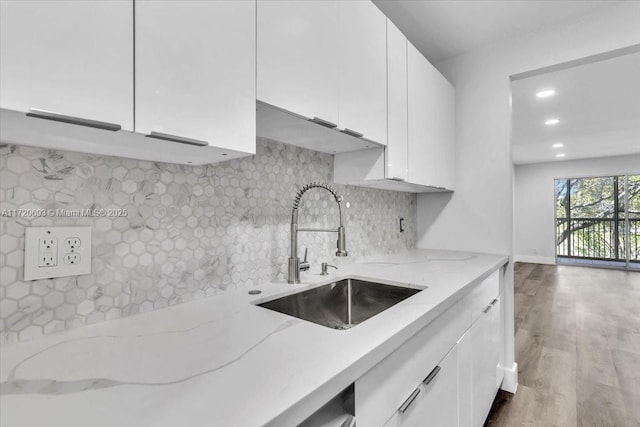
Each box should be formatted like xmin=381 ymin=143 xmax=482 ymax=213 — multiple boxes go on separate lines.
xmin=492 ymin=295 xmax=504 ymax=390
xmin=353 ymin=268 xmax=504 ymax=427
xmin=471 ymin=305 xmax=495 ymax=427
xmin=457 ymin=330 xmax=473 ymax=427
xmin=465 ymin=292 xmax=502 ymax=427
xmin=383 ymin=346 xmax=458 ymax=427
xmin=355 ymin=305 xmax=458 ymax=426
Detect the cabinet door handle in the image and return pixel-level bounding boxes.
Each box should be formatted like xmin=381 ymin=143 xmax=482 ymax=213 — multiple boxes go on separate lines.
xmin=340 ymin=128 xmax=364 ymax=138
xmin=483 ymin=304 xmax=492 ymax=313
xmin=423 ymin=365 xmax=441 ymax=386
xmin=146 ymin=131 xmax=208 ymax=147
xmin=27 ymin=108 xmax=121 ymax=131
xmin=309 ymin=116 xmax=338 ymax=129
xmin=398 ymin=387 xmax=421 ymax=413
xmin=490 ymin=298 xmax=499 ymax=306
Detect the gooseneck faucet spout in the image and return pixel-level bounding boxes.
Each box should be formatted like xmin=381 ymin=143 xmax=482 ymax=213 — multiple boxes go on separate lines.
xmin=288 ymin=182 xmax=348 ymax=284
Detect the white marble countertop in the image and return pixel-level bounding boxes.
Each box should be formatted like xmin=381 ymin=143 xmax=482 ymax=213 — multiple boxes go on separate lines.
xmin=0 ymin=249 xmax=508 ymax=427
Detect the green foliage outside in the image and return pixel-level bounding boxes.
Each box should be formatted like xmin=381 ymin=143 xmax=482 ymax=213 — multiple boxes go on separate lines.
xmin=555 ymin=175 xmax=640 ymax=261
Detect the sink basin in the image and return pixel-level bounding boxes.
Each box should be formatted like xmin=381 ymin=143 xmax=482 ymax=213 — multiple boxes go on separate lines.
xmin=258 ymin=278 xmax=422 ymax=330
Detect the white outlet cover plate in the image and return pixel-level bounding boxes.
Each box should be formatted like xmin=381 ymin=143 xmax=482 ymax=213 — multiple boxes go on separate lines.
xmin=24 ymin=226 xmax=92 ymax=280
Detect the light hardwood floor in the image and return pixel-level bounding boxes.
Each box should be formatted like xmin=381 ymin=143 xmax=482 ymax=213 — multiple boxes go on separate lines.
xmin=486 ymin=263 xmax=640 ymax=427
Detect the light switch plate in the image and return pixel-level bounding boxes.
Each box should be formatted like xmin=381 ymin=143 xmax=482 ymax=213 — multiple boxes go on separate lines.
xmin=24 ymin=226 xmax=92 ymax=280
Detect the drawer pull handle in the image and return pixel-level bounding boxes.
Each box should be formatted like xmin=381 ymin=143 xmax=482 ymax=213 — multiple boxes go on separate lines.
xmin=491 ymin=298 xmax=499 ymax=306
xmin=340 ymin=128 xmax=364 ymax=138
xmin=398 ymin=387 xmax=421 ymax=413
xmin=483 ymin=304 xmax=492 ymax=313
xmin=423 ymin=365 xmax=441 ymax=386
xmin=146 ymin=131 xmax=208 ymax=147
xmin=27 ymin=108 xmax=121 ymax=131
xmin=309 ymin=116 xmax=338 ymax=129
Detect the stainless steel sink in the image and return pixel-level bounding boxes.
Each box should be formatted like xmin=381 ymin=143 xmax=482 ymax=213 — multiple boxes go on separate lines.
xmin=258 ymin=278 xmax=422 ymax=330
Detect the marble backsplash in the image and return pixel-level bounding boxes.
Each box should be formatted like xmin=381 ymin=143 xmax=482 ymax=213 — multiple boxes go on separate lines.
xmin=0 ymin=139 xmax=416 ymax=344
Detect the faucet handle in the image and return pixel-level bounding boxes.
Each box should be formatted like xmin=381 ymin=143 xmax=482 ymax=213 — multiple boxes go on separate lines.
xmin=320 ymin=262 xmax=338 ymax=275
xmin=300 ymin=247 xmax=310 ymax=272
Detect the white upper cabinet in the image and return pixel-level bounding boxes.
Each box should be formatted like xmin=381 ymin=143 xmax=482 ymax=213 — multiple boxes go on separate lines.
xmin=432 ymin=69 xmax=456 ymax=190
xmin=257 ymin=0 xmax=340 ymax=125
xmin=386 ymin=19 xmax=409 ymax=181
xmin=135 ymin=0 xmax=256 ymax=154
xmin=407 ymin=42 xmax=455 ymax=190
xmin=338 ymin=1 xmax=387 ymax=145
xmin=0 ymin=0 xmax=134 ymax=130
xmin=334 ymin=22 xmax=454 ymax=193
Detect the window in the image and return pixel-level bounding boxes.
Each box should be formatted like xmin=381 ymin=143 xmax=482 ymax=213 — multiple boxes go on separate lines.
xmin=555 ymin=174 xmax=640 ymax=269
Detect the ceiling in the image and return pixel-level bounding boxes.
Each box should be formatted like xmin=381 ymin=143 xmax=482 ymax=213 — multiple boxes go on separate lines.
xmin=373 ymin=0 xmax=622 ymax=64
xmin=511 ymin=51 xmax=640 ymax=165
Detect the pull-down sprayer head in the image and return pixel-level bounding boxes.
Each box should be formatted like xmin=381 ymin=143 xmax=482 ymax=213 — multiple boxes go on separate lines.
xmin=288 ymin=182 xmax=348 ymax=283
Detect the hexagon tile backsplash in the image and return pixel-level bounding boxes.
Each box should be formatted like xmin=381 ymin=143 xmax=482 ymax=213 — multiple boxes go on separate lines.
xmin=0 ymin=139 xmax=416 ymax=344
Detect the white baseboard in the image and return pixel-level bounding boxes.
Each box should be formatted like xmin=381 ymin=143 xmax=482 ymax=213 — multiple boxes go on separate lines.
xmin=514 ymin=255 xmax=556 ymax=265
xmin=500 ymin=362 xmax=518 ymax=394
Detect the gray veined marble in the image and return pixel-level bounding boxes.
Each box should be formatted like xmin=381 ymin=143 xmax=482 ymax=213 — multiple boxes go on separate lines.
xmin=1 ymin=311 xmax=299 ymax=395
xmin=0 ymin=139 xmax=417 ymax=343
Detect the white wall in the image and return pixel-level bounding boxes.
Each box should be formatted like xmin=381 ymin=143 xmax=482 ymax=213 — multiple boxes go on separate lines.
xmin=514 ymin=155 xmax=640 ymax=264
xmin=416 ymin=2 xmax=640 ymax=393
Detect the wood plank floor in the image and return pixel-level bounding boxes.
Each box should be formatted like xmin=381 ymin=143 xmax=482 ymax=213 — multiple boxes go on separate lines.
xmin=486 ymin=262 xmax=640 ymax=427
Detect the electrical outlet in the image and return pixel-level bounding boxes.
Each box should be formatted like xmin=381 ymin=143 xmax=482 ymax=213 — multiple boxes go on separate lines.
xmin=63 ymin=253 xmax=81 ymax=265
xmin=38 ymin=238 xmax=58 ymax=267
xmin=65 ymin=237 xmax=81 ymax=250
xmin=24 ymin=227 xmax=92 ymax=280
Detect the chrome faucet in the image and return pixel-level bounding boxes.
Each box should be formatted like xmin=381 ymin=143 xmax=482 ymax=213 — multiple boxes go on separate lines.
xmin=288 ymin=182 xmax=348 ymax=284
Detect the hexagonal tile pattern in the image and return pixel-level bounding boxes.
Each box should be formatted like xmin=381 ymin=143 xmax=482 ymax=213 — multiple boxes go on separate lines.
xmin=1 ymin=139 xmax=416 ymax=342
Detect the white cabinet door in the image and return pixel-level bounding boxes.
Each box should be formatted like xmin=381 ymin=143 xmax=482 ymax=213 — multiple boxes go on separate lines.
xmin=407 ymin=42 xmax=436 ymax=187
xmin=338 ymin=1 xmax=387 ymax=145
xmin=257 ymin=0 xmax=339 ymax=125
xmin=492 ymin=295 xmax=504 ymax=389
xmin=471 ymin=302 xmax=500 ymax=427
xmin=0 ymin=0 xmax=133 ymax=130
xmin=384 ymin=346 xmax=458 ymax=427
xmin=457 ymin=330 xmax=473 ymax=427
xmin=135 ymin=0 xmax=255 ymax=153
xmin=407 ymin=42 xmax=455 ymax=190
xmin=386 ymin=19 xmax=409 ymax=181
xmin=432 ymin=71 xmax=456 ymax=190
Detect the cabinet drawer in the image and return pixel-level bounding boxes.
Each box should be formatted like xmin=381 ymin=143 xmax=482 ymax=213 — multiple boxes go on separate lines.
xmin=355 ymin=304 xmax=458 ymax=426
xmin=457 ymin=270 xmax=499 ymax=335
xmin=383 ymin=345 xmax=458 ymax=427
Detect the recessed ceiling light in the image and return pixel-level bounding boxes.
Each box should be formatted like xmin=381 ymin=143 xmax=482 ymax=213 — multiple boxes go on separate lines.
xmin=536 ymin=89 xmax=555 ymax=98
xmin=545 ymin=119 xmax=560 ymax=126
xmin=556 ymin=153 xmax=566 ymax=158
xmin=552 ymin=143 xmax=564 ymax=148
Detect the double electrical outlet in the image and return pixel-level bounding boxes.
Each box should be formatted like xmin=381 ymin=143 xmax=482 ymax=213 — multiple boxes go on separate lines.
xmin=24 ymin=227 xmax=91 ymax=280
xmin=38 ymin=237 xmax=82 ymax=267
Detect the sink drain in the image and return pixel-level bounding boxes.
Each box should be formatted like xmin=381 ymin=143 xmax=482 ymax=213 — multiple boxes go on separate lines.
xmin=248 ymin=289 xmax=262 ymax=295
